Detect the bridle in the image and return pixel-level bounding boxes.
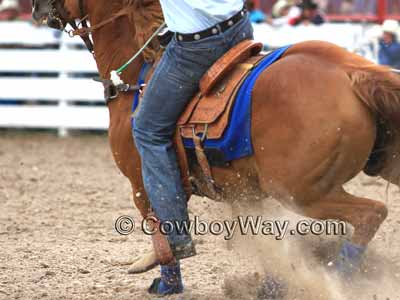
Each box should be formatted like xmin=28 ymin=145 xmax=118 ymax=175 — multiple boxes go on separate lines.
xmin=43 ymin=0 xmax=135 ymax=55
xmin=46 ymin=0 xmax=94 ymax=53
xmin=38 ymin=0 xmax=164 ymax=103
xmin=69 ymin=0 xmax=94 ymax=53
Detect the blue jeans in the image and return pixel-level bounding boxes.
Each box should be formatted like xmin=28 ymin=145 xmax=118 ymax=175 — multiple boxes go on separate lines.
xmin=133 ymin=14 xmax=253 ymax=257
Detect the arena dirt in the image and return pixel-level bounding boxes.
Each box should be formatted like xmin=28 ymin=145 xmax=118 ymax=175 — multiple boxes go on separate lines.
xmin=0 ymin=132 xmax=399 ymax=300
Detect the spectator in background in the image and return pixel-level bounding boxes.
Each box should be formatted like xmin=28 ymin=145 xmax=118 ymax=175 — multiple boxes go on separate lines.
xmin=246 ymin=0 xmax=267 ymax=23
xmin=271 ymin=0 xmax=294 ymax=26
xmin=0 ymin=0 xmax=31 ymax=20
xmin=0 ymin=0 xmax=18 ymax=20
xmin=290 ymin=0 xmax=325 ymax=26
xmin=379 ymin=20 xmax=400 ymax=69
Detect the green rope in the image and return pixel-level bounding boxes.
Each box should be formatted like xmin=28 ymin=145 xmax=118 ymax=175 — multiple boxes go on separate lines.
xmin=115 ymin=22 xmax=166 ymax=74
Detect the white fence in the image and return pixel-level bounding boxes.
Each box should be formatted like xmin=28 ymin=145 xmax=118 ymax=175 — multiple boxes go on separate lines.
xmin=253 ymin=22 xmax=378 ymax=62
xmin=0 ymin=21 xmax=107 ymax=135
xmin=0 ymin=21 xmax=378 ymax=134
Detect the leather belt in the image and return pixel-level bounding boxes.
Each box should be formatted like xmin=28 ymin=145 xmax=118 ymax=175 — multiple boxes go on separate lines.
xmin=176 ymin=9 xmax=247 ymax=42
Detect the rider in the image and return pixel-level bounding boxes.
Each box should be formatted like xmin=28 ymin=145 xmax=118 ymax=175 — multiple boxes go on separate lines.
xmin=132 ymin=0 xmax=253 ymax=295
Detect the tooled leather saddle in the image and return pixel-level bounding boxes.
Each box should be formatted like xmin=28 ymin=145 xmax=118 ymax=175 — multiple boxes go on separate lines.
xmin=178 ymin=40 xmax=263 ymax=140
xmin=174 ymin=40 xmax=265 ymax=200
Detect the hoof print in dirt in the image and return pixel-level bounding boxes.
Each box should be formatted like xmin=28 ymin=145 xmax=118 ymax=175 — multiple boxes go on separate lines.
xmin=257 ymin=275 xmax=287 ymax=300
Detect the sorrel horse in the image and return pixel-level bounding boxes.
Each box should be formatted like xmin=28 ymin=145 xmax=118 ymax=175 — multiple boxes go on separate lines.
xmin=33 ymin=0 xmax=400 ymax=278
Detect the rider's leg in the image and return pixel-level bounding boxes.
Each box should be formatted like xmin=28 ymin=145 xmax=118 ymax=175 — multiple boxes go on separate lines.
xmin=133 ymin=15 xmax=253 ymax=294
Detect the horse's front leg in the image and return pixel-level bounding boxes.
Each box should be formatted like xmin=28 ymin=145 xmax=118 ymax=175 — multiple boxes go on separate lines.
xmin=108 ymin=105 xmax=158 ymax=272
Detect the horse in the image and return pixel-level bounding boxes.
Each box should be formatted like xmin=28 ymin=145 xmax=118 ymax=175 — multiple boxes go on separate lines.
xmin=32 ymin=0 xmax=400 ymax=284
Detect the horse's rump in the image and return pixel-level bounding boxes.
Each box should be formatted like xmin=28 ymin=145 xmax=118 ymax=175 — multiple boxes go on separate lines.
xmin=285 ymin=41 xmax=400 ymax=182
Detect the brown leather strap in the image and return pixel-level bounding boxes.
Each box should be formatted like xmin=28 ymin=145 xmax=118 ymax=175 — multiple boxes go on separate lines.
xmin=174 ymin=130 xmax=192 ymax=200
xmin=193 ymin=133 xmax=221 ymax=200
xmin=71 ymin=8 xmax=132 ymax=38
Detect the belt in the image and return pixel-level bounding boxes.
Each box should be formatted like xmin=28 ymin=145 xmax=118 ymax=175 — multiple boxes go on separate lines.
xmin=176 ymin=9 xmax=247 ymax=42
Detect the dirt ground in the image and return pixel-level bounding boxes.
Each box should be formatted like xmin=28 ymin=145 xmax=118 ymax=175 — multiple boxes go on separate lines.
xmin=0 ymin=132 xmax=399 ymax=300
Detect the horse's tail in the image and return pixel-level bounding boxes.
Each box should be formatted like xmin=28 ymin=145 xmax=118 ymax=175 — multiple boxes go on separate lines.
xmin=348 ymin=67 xmax=400 ymax=179
xmin=346 ymin=58 xmax=400 ymax=182
xmin=348 ymin=66 xmax=400 ymax=123
xmin=285 ymin=41 xmax=400 ymax=181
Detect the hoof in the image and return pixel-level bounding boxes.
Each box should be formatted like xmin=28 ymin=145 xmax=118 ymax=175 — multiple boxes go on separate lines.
xmin=329 ymin=240 xmax=366 ymax=279
xmin=127 ymin=250 xmax=159 ymax=274
xmin=329 ymin=259 xmax=360 ymax=280
xmin=257 ymin=275 xmax=287 ymax=300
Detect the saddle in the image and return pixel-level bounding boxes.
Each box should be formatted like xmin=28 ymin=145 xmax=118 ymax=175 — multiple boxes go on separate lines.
xmin=175 ymin=40 xmax=265 ymax=200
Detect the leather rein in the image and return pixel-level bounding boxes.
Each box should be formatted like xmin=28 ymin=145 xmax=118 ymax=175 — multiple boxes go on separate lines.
xmin=48 ymin=0 xmax=132 ymax=54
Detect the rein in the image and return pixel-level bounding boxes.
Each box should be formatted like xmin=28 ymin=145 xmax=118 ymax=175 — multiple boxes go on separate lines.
xmin=67 ymin=2 xmax=142 ymax=55
xmin=48 ymin=0 xmax=132 ymax=54
xmin=69 ymin=8 xmax=131 ymax=40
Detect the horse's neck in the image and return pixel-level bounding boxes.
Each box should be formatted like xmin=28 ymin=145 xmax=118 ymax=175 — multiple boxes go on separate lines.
xmin=89 ymin=13 xmax=144 ymax=125
xmin=90 ymin=14 xmax=144 ymax=84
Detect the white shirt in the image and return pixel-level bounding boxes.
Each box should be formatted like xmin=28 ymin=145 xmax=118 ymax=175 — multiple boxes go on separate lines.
xmin=159 ymin=0 xmax=244 ymax=34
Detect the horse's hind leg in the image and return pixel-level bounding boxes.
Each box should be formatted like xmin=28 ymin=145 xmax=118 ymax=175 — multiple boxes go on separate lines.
xmin=301 ymin=188 xmax=388 ymax=273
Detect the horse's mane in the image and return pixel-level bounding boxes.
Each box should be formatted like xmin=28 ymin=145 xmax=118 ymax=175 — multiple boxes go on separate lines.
xmin=123 ymin=0 xmax=164 ymax=62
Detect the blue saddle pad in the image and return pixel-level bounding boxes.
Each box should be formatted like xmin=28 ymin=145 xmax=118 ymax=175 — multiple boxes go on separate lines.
xmin=132 ymin=45 xmax=291 ymax=163
xmin=183 ymin=45 xmax=291 ymax=162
